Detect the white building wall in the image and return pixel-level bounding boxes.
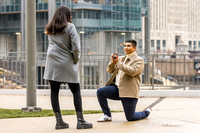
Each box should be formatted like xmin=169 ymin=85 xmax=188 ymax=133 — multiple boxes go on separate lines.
xmin=149 ymin=0 xmax=200 ymax=53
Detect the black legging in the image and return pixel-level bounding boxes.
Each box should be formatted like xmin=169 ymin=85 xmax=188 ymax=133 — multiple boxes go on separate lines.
xmin=49 ymin=80 xmax=82 ymax=113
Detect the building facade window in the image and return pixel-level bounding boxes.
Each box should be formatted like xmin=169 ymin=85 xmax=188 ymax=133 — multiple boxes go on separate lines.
xmin=189 ymin=41 xmax=192 ymax=51
xmin=0 ymin=0 xmax=21 ymax=12
xmin=193 ymin=41 xmax=197 ymax=51
xmin=151 ymin=40 xmax=154 ymax=51
xmin=198 ymin=41 xmax=200 ymax=51
xmin=36 ymin=0 xmax=48 ymax=10
xmin=162 ymin=40 xmax=166 ymax=52
xmin=157 ymin=40 xmax=160 ymax=51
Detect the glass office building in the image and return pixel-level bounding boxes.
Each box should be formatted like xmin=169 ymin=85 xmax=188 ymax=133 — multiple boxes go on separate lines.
xmin=0 ymin=0 xmax=147 ymax=56
xmin=0 ymin=0 xmax=148 ymax=88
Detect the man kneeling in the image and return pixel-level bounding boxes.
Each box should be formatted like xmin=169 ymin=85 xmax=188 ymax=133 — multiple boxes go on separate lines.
xmin=97 ymin=39 xmax=151 ymax=122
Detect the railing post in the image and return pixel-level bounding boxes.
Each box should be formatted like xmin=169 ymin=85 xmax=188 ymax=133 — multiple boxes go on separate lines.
xmin=144 ymin=0 xmax=151 ymax=85
xmin=79 ymin=57 xmax=82 ymax=89
xmin=2 ymin=57 xmax=5 ymax=88
xmin=152 ymin=54 xmax=154 ymax=90
xmin=183 ymin=54 xmax=186 ymax=90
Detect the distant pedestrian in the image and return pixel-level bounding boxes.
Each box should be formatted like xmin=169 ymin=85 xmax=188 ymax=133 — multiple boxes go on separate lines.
xmin=97 ymin=39 xmax=151 ymax=122
xmin=43 ymin=6 xmax=92 ymax=130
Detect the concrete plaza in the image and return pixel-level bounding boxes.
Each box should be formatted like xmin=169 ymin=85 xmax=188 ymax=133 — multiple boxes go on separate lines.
xmin=0 ymin=89 xmax=200 ymax=133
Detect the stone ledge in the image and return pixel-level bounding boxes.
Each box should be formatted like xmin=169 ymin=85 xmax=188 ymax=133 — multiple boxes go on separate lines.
xmin=0 ymin=89 xmax=200 ymax=97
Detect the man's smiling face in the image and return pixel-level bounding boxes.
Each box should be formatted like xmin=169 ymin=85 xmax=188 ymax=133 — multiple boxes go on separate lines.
xmin=124 ymin=42 xmax=136 ymax=54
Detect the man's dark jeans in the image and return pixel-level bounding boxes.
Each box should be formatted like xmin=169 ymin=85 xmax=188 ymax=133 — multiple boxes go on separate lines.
xmin=97 ymin=85 xmax=148 ymax=121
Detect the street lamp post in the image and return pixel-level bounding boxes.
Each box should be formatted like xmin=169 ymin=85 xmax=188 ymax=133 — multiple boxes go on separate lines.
xmin=22 ymin=0 xmax=41 ymax=112
xmin=141 ymin=0 xmax=150 ymax=85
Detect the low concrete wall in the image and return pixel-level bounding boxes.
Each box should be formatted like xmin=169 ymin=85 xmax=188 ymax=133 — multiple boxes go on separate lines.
xmin=0 ymin=89 xmax=200 ymax=98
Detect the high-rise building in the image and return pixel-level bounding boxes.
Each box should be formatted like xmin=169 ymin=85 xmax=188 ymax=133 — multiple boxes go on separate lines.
xmin=149 ymin=0 xmax=200 ymax=53
xmin=0 ymin=0 xmax=147 ymax=57
xmin=0 ymin=0 xmax=49 ymax=57
xmin=0 ymin=0 xmax=149 ymax=89
xmin=1 ymin=0 xmax=200 ymax=56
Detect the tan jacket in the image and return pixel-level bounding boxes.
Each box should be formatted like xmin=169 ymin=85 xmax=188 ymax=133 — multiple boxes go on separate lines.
xmin=106 ymin=52 xmax=144 ymax=98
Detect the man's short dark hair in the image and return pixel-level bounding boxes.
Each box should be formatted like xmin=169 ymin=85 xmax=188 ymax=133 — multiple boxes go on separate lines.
xmin=125 ymin=39 xmax=137 ymax=47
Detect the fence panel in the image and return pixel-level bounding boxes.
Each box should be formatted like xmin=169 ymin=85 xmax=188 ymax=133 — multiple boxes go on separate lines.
xmin=0 ymin=53 xmax=199 ymax=90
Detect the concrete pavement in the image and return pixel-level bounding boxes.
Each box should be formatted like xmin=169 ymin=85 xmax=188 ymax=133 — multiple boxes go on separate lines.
xmin=1 ymin=112 xmax=200 ymax=133
xmin=0 ymin=89 xmax=200 ymax=133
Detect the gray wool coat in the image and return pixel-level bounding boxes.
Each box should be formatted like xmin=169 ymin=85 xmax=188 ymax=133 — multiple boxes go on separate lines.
xmin=43 ymin=23 xmax=80 ymax=83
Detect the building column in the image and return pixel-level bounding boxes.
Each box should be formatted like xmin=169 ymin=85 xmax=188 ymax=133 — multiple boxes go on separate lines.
xmin=21 ymin=0 xmax=26 ymax=57
xmin=16 ymin=33 xmax=21 ymax=59
xmin=48 ymin=0 xmax=56 ymax=21
xmin=99 ymin=31 xmax=106 ymax=85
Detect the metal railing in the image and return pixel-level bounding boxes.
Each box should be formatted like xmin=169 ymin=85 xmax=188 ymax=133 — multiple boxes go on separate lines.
xmin=0 ymin=52 xmax=200 ymax=90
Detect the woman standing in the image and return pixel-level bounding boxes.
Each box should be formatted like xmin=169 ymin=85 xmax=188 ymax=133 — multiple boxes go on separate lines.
xmin=43 ymin=6 xmax=92 ymax=130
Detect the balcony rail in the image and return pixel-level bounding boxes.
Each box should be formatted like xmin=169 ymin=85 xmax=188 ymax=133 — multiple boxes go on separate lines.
xmin=0 ymin=52 xmax=200 ymax=90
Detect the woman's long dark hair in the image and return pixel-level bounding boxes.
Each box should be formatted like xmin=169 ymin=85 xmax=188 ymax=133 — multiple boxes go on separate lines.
xmin=44 ymin=6 xmax=71 ymax=35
